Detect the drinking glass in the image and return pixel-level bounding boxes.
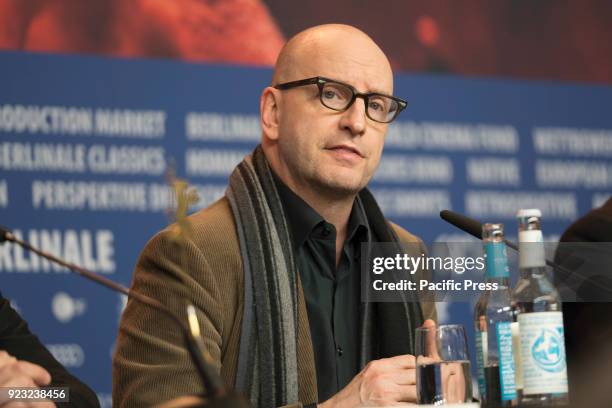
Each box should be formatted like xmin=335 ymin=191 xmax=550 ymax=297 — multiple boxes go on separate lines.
xmin=415 ymin=324 xmax=473 ymax=405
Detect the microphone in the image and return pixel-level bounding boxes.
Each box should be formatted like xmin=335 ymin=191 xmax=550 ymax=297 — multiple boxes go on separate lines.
xmin=440 ymin=210 xmax=612 ymax=304
xmin=0 ymin=225 xmax=250 ymax=407
xmin=440 ymin=209 xmax=560 ymax=268
xmin=0 ymin=225 xmax=12 ymax=243
xmin=439 ymin=210 xmax=518 ymax=251
xmin=439 ymin=210 xmax=482 ymax=240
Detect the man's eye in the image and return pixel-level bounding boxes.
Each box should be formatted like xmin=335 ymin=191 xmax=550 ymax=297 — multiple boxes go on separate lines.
xmin=369 ymin=97 xmax=391 ymax=113
xmin=322 ymin=85 xmax=350 ymax=101
xmin=323 ymin=90 xmax=338 ymax=100
xmin=369 ymin=101 xmax=384 ymax=112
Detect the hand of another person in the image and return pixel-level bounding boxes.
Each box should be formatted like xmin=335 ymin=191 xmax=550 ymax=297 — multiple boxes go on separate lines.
xmin=439 ymin=361 xmax=467 ymax=404
xmin=318 ymin=319 xmax=436 ymax=407
xmin=0 ymin=350 xmax=56 ymax=407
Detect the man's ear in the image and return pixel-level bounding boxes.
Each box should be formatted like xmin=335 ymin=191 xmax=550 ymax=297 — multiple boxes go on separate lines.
xmin=260 ymin=87 xmax=280 ymax=141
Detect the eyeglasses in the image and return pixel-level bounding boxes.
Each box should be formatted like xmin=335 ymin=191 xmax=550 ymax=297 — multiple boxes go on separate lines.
xmin=274 ymin=76 xmax=407 ymax=124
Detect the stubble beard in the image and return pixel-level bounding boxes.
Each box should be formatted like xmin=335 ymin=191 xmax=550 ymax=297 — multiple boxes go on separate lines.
xmin=279 ymin=142 xmax=372 ymax=202
xmin=305 ymin=164 xmax=370 ymax=202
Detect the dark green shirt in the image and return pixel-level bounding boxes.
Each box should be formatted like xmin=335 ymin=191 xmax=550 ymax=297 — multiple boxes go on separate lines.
xmin=272 ymin=173 xmax=368 ymax=402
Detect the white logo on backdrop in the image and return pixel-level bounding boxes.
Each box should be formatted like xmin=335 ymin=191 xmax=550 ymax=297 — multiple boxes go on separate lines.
xmin=51 ymin=292 xmax=87 ymax=323
xmin=46 ymin=343 xmax=85 ymax=368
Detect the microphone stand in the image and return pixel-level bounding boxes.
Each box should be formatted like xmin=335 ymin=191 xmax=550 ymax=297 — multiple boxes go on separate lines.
xmin=0 ymin=226 xmax=251 ymax=408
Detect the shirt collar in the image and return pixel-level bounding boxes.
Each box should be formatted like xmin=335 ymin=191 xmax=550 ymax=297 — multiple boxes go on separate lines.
xmin=346 ymin=202 xmax=369 ymax=245
xmin=271 ymin=169 xmax=369 ymax=250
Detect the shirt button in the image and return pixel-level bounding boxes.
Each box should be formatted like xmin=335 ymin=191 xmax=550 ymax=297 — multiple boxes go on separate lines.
xmin=322 ymin=225 xmax=332 ymax=237
xmin=337 ymin=346 xmax=343 ymax=356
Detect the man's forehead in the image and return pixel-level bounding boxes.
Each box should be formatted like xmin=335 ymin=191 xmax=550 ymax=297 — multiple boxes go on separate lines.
xmin=273 ymin=25 xmax=393 ymax=93
xmin=290 ymin=46 xmax=393 ymax=94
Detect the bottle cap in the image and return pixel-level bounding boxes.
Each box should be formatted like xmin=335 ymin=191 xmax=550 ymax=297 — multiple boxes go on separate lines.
xmin=516 ymin=208 xmax=542 ymax=218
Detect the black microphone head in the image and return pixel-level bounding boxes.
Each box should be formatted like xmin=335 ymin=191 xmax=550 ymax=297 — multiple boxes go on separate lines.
xmin=0 ymin=226 xmax=12 ymax=243
xmin=439 ymin=210 xmax=483 ymax=240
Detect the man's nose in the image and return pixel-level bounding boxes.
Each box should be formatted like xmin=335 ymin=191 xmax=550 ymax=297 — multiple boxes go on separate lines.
xmin=339 ymin=97 xmax=366 ymax=135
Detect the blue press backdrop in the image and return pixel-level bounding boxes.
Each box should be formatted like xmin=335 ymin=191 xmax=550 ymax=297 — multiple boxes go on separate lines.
xmin=1 ymin=51 xmax=611 ymax=406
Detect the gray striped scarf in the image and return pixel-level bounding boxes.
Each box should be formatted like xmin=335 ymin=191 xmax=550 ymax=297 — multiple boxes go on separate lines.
xmin=226 ymin=145 xmax=423 ymax=407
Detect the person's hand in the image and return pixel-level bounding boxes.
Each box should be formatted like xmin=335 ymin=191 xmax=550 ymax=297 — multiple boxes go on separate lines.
xmin=318 ymin=319 xmax=436 ymax=407
xmin=0 ymin=351 xmax=56 ymax=407
xmin=439 ymin=361 xmax=467 ymax=404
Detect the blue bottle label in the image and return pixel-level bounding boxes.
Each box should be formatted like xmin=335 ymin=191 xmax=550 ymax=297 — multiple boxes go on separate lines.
xmin=496 ymin=322 xmax=517 ymax=400
xmin=475 ymin=329 xmax=487 ymax=397
xmin=484 ymin=242 xmax=509 ymax=278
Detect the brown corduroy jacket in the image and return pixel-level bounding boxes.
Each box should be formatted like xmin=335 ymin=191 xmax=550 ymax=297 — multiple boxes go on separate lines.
xmin=112 ymin=196 xmax=436 ymax=407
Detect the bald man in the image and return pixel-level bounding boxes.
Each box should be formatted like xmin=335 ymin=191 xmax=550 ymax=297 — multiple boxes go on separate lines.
xmin=113 ymin=24 xmax=435 ymax=407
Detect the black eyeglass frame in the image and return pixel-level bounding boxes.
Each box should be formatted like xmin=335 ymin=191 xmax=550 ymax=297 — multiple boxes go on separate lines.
xmin=274 ymin=76 xmax=408 ymax=123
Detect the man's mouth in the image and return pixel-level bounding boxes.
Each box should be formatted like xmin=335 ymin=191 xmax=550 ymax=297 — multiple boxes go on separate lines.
xmin=326 ymin=144 xmax=364 ymax=158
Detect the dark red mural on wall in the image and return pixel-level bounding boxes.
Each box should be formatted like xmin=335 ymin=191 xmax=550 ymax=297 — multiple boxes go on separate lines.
xmin=0 ymin=0 xmax=285 ymax=65
xmin=1 ymin=0 xmax=611 ymax=83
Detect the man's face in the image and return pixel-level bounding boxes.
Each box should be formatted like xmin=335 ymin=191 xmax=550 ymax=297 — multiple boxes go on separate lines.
xmin=273 ymin=37 xmax=394 ymax=199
